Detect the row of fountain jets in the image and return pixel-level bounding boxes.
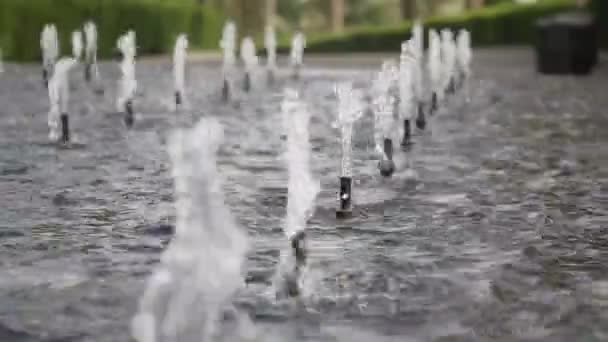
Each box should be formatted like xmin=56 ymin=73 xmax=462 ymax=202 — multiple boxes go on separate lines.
xmin=35 ymin=21 xmax=305 ymax=143
xmin=130 ymin=22 xmax=473 ymax=341
xmin=34 ymin=19 xmax=471 ymax=215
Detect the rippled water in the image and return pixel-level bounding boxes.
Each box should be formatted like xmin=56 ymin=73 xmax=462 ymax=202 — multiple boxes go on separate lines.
xmin=1 ymin=49 xmax=607 ymax=342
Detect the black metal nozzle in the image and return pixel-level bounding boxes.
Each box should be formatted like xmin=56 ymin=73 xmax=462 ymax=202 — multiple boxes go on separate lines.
xmin=401 ymin=119 xmax=412 ymax=147
xmin=84 ymin=63 xmax=92 ymax=82
xmin=284 ymin=230 xmax=307 ymax=298
xmin=379 ymin=138 xmax=396 ymax=177
xmin=243 ymin=72 xmax=251 ymax=92
xmin=60 ymin=113 xmax=70 ymax=144
xmin=124 ymin=100 xmax=134 ymax=128
xmin=43 ymin=69 xmax=49 ymax=88
xmin=336 ymin=176 xmax=353 ymax=218
xmin=221 ymin=79 xmax=230 ymax=103
xmin=415 ymin=102 xmax=426 ymax=130
xmin=175 ymin=91 xmax=182 ymax=107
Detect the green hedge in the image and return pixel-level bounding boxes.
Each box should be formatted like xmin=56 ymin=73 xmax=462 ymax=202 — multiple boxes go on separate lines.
xmin=0 ymin=0 xmax=224 ymax=61
xmin=590 ymin=0 xmax=608 ymax=48
xmin=288 ymin=0 xmax=578 ymax=53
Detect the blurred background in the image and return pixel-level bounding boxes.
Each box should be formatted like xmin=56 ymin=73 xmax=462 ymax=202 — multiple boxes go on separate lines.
xmin=0 ymin=0 xmax=604 ymax=60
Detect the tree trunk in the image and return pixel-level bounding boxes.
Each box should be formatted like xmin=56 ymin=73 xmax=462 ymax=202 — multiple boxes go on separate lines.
xmin=331 ymin=0 xmax=345 ymax=33
xmin=400 ymin=0 xmax=417 ymax=20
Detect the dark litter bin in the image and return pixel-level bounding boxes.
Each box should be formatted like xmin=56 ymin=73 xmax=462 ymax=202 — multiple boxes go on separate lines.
xmin=535 ymin=12 xmax=597 ymax=75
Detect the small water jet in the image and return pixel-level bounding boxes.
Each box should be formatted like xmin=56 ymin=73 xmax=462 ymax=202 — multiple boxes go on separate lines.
xmin=399 ymin=41 xmax=416 ymax=146
xmin=373 ymin=61 xmax=398 ymax=177
xmin=456 ymin=29 xmax=472 ymax=96
xmin=40 ymin=24 xmax=59 ymax=88
xmin=219 ymin=21 xmax=236 ymax=102
xmin=83 ymin=21 xmax=99 ymax=83
xmin=335 ymin=82 xmax=364 ymax=219
xmin=48 ymin=58 xmax=77 ymax=144
xmin=290 ymin=32 xmax=306 ymax=80
xmin=276 ymin=88 xmax=320 ymax=300
xmin=72 ymin=31 xmax=83 ymax=61
xmin=265 ymin=25 xmax=277 ymax=85
xmin=131 ymin=118 xmax=250 ymax=342
xmin=173 ymin=34 xmax=188 ymax=110
xmin=240 ymin=37 xmax=258 ymax=92
xmin=428 ymin=29 xmax=442 ymax=115
xmin=116 ymin=31 xmax=137 ymax=128
xmin=441 ymin=29 xmax=457 ymax=97
xmin=411 ymin=22 xmax=427 ymax=130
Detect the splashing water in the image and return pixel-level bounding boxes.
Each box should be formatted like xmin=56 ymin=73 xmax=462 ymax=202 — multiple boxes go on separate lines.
xmin=72 ymin=31 xmax=83 ymax=61
xmin=219 ymin=21 xmax=237 ymax=79
xmin=131 ymin=118 xmax=250 ymax=342
xmin=456 ymin=29 xmax=472 ymax=81
xmin=84 ymin=21 xmax=99 ymax=80
xmin=440 ymin=29 xmax=456 ymax=93
xmin=372 ymin=61 xmax=398 ymax=160
xmin=290 ymin=32 xmax=306 ymax=68
xmin=264 ymin=25 xmax=277 ymax=72
xmin=411 ymin=21 xmax=424 ymax=102
xmin=173 ymin=34 xmax=189 ymax=105
xmin=335 ymin=83 xmax=364 ymax=178
xmin=240 ymin=37 xmax=258 ymax=73
xmin=41 ymin=24 xmax=59 ymax=75
xmin=48 ymin=58 xmax=77 ymax=141
xmin=399 ymin=42 xmax=416 ymax=121
xmin=428 ymin=29 xmax=442 ymax=102
xmin=116 ymin=31 xmax=137 ymax=112
xmin=283 ymin=88 xmax=320 ymax=239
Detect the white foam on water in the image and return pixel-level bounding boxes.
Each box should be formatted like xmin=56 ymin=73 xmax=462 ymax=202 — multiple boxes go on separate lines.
xmin=116 ymin=31 xmax=137 ymax=112
xmin=173 ymin=34 xmax=189 ymax=108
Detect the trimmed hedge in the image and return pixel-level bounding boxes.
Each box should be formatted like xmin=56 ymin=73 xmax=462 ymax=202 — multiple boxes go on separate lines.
xmin=0 ymin=0 xmax=224 ymax=61
xmin=590 ymin=0 xmax=607 ymax=48
xmin=288 ymin=0 xmax=579 ymax=53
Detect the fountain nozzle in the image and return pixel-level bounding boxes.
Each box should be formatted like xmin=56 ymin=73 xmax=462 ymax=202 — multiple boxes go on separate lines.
xmin=175 ymin=91 xmax=182 ymax=107
xmin=415 ymin=102 xmax=426 ymax=130
xmin=336 ymin=176 xmax=353 ymax=219
xmin=222 ymin=78 xmax=230 ymax=102
xmin=379 ymin=138 xmax=396 ymax=177
xmin=60 ymin=113 xmax=70 ymax=144
xmin=401 ymin=119 xmax=412 ymax=148
xmin=124 ymin=100 xmax=134 ymax=128
xmin=284 ymin=230 xmax=307 ymax=298
xmin=243 ymin=72 xmax=251 ymax=92
xmin=43 ymin=69 xmax=49 ymax=88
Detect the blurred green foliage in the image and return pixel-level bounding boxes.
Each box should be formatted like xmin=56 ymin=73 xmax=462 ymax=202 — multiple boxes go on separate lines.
xmin=0 ymin=0 xmax=224 ymax=61
xmin=590 ymin=0 xmax=607 ymax=48
xmin=283 ymin=0 xmax=579 ymax=53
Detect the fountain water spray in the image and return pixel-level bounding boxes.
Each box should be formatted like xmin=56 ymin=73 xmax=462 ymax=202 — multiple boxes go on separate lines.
xmin=117 ymin=31 xmax=137 ymax=128
xmin=240 ymin=37 xmax=258 ymax=92
xmin=290 ymin=32 xmax=306 ymax=80
xmin=219 ymin=21 xmax=236 ymax=102
xmin=0 ymin=48 xmax=3 ymax=74
xmin=264 ymin=25 xmax=277 ymax=85
xmin=399 ymin=42 xmax=416 ymax=147
xmin=428 ymin=29 xmax=442 ymax=115
xmin=373 ymin=61 xmax=398 ymax=177
xmin=84 ymin=21 xmax=99 ymax=83
xmin=131 ymin=118 xmax=250 ymax=342
xmin=41 ymin=24 xmax=59 ymax=88
xmin=456 ymin=29 xmax=472 ymax=96
xmin=335 ymin=83 xmax=363 ymax=219
xmin=276 ymin=88 xmax=320 ymax=299
xmin=173 ymin=34 xmax=188 ymax=110
xmin=441 ymin=29 xmax=457 ymax=97
xmin=72 ymin=31 xmax=83 ymax=61
xmin=48 ymin=58 xmax=77 ymax=144
xmin=411 ymin=21 xmax=426 ymax=130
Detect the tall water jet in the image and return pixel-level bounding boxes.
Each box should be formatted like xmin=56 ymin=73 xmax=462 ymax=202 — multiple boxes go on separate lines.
xmin=131 ymin=118 xmax=250 ymax=342
xmin=411 ymin=21 xmax=426 ymax=130
xmin=173 ymin=34 xmax=188 ymax=110
xmin=117 ymin=31 xmax=137 ymax=128
xmin=72 ymin=31 xmax=83 ymax=61
xmin=240 ymin=37 xmax=258 ymax=92
xmin=456 ymin=29 xmax=472 ymax=97
xmin=290 ymin=32 xmax=306 ymax=80
xmin=428 ymin=29 xmax=442 ymax=115
xmin=264 ymin=25 xmax=277 ymax=85
xmin=41 ymin=24 xmax=59 ymax=88
xmin=276 ymin=88 xmax=320 ymax=299
xmin=399 ymin=42 xmax=415 ymax=147
xmin=335 ymin=83 xmax=364 ymax=219
xmin=48 ymin=58 xmax=77 ymax=144
xmin=84 ymin=21 xmax=99 ymax=83
xmin=441 ymin=29 xmax=457 ymax=97
xmin=219 ymin=21 xmax=236 ymax=102
xmin=373 ymin=61 xmax=398 ymax=177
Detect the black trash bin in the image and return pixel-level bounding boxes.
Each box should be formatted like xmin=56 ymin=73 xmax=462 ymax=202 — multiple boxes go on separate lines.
xmin=535 ymin=12 xmax=597 ymax=75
